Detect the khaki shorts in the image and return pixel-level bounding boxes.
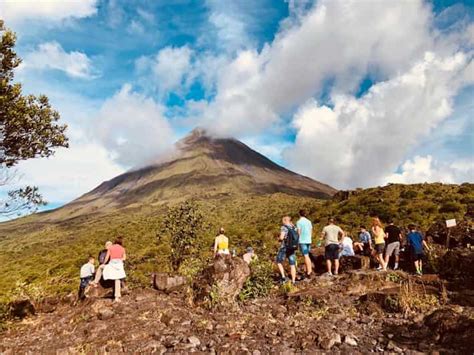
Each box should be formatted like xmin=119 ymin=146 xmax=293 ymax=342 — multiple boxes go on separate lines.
xmin=385 ymin=241 xmax=400 ymax=257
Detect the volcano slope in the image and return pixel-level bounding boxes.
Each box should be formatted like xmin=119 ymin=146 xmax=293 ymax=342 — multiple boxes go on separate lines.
xmin=0 ymin=129 xmax=335 ymax=300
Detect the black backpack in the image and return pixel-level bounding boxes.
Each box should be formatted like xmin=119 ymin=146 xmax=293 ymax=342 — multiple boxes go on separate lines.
xmin=284 ymin=224 xmax=299 ymax=250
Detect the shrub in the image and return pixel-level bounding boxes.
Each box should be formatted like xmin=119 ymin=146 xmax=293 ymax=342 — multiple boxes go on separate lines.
xmin=439 ymin=201 xmax=462 ymax=213
xmin=401 ymin=190 xmax=418 ymax=199
xmin=162 ymin=201 xmax=207 ymax=271
xmin=238 ymin=259 xmax=273 ymax=302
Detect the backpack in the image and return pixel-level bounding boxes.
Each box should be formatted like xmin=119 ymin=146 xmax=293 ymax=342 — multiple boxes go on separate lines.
xmin=98 ymin=249 xmax=108 ymax=265
xmin=284 ymin=224 xmax=299 ymax=251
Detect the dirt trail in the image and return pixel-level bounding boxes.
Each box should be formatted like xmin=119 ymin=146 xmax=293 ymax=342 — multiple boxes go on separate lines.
xmin=1 ymin=269 xmax=473 ymax=354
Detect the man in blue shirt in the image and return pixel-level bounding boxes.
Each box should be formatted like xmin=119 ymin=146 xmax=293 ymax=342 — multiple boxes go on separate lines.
xmin=406 ymin=224 xmax=430 ymax=275
xmin=296 ymin=209 xmax=313 ymax=279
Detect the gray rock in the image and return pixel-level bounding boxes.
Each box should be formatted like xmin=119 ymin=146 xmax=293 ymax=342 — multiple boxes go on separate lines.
xmin=188 ymin=336 xmax=201 ymax=347
xmin=344 ymin=335 xmax=358 ymax=346
xmin=97 ymin=308 xmax=114 ymax=320
xmin=320 ymin=333 xmax=341 ymax=350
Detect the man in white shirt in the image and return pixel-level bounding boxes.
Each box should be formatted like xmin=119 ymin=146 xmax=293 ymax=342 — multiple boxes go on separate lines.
xmin=321 ymin=218 xmax=344 ymax=276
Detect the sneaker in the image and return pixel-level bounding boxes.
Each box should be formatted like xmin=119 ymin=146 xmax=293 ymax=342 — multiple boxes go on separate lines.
xmin=394 ymin=264 xmax=399 ymax=270
xmin=415 ymin=270 xmax=422 ymax=276
xmin=376 ymin=266 xmax=383 ymax=271
xmin=323 ymin=272 xmax=333 ymax=277
xmin=279 ymin=277 xmax=289 ymax=284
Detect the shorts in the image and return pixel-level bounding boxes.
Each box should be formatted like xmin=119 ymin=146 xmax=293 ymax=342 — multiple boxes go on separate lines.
xmin=362 ymin=243 xmax=371 ymax=256
xmin=325 ymin=244 xmax=340 ymax=260
xmin=276 ymin=246 xmax=296 ymax=266
xmin=299 ymin=243 xmax=311 ymax=256
xmin=374 ymin=243 xmax=385 ymax=254
xmin=412 ymin=252 xmax=424 ymax=261
xmin=385 ymin=241 xmax=400 ymax=257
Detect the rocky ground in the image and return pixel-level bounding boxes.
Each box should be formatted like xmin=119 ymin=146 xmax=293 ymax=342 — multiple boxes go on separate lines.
xmin=1 ymin=255 xmax=474 ymax=354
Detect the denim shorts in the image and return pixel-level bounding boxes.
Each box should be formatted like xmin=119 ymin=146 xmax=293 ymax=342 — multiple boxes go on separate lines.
xmin=299 ymin=243 xmax=311 ymax=256
xmin=276 ymin=246 xmax=296 ymax=265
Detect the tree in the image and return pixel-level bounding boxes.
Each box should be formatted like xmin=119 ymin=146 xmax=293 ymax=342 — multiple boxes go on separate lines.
xmin=0 ymin=20 xmax=68 ymax=216
xmin=162 ymin=201 xmax=206 ymax=271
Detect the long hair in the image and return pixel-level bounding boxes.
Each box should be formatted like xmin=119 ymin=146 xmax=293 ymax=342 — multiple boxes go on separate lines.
xmin=372 ymin=217 xmax=383 ymax=228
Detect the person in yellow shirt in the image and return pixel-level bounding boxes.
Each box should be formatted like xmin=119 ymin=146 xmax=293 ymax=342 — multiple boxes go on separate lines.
xmin=214 ymin=227 xmax=230 ymax=257
xmin=371 ymin=217 xmax=387 ymax=271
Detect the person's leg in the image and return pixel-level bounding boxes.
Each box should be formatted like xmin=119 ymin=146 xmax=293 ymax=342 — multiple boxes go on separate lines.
xmin=91 ymin=265 xmax=105 ymax=285
xmin=300 ymin=244 xmax=312 ymax=276
xmin=114 ymin=279 xmax=121 ymax=300
xmin=277 ymin=263 xmax=286 ymax=279
xmin=289 ymin=254 xmax=297 ymax=283
xmin=394 ymin=243 xmax=400 ymax=270
xmin=304 ymin=254 xmax=312 ymax=276
xmin=419 ymin=259 xmax=423 ymax=274
xmin=334 ymin=259 xmax=340 ymax=275
xmin=326 ymin=259 xmax=332 ymax=274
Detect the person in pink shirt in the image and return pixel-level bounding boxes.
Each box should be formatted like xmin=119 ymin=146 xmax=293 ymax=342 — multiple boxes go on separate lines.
xmin=102 ymin=237 xmax=127 ymax=302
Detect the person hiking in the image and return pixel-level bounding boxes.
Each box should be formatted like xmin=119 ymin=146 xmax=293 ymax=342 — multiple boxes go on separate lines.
xmin=296 ymin=209 xmax=313 ymax=279
xmin=102 ymin=237 xmax=126 ymax=303
xmin=322 ymin=218 xmax=344 ymax=276
xmin=90 ymin=241 xmax=112 ymax=286
xmin=406 ymin=224 xmax=430 ymax=275
xmin=276 ymin=216 xmax=298 ymax=284
xmin=354 ymin=226 xmax=372 ymax=269
xmin=384 ymin=220 xmax=402 ymax=270
xmin=243 ymin=247 xmax=258 ymax=264
xmin=78 ymin=256 xmax=95 ymax=300
xmin=214 ymin=227 xmax=230 ymax=257
xmin=340 ymin=233 xmax=355 ymax=257
xmin=371 ymin=217 xmax=387 ymax=271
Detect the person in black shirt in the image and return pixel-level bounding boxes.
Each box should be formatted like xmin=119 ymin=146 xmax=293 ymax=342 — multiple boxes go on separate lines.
xmin=384 ymin=221 xmax=402 ymax=270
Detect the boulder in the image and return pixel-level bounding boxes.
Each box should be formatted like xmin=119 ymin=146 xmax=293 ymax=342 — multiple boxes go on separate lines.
xmin=193 ymin=256 xmax=250 ymax=307
xmin=9 ymin=299 xmax=35 ymax=319
xmin=84 ymin=279 xmax=128 ymax=299
xmin=152 ymin=273 xmax=188 ymax=293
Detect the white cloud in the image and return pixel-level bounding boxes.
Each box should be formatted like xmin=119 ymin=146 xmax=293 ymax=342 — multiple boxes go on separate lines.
xmin=199 ymin=0 xmax=436 ymax=136
xmin=136 ymin=46 xmax=193 ymax=97
xmin=23 ymin=41 xmax=98 ymax=79
xmin=94 ymin=84 xmax=175 ymax=167
xmin=284 ymin=52 xmax=472 ymax=189
xmin=205 ymin=0 xmax=254 ymax=53
xmin=386 ymin=156 xmax=474 ymax=185
xmin=0 ymin=0 xmax=97 ymax=23
xmin=16 ymin=141 xmax=124 ymax=203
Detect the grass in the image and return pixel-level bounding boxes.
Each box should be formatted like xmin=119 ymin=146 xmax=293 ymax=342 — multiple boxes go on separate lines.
xmin=0 ymin=182 xmax=472 ymax=309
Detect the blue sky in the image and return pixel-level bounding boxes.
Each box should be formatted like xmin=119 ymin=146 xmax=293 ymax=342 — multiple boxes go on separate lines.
xmin=0 ymin=0 xmax=473 ymax=215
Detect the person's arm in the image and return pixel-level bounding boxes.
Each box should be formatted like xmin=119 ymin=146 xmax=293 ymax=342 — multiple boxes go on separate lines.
xmin=214 ymin=238 xmax=218 ymax=254
xmin=338 ymin=228 xmax=344 ymax=243
xmin=104 ymin=250 xmax=111 ymax=264
xmin=122 ymin=250 xmax=127 ymax=261
xmin=422 ymin=240 xmax=430 ymax=251
xmin=279 ymin=230 xmax=286 ymax=241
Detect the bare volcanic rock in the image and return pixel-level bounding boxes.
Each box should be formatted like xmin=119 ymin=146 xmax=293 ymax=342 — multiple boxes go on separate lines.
xmin=152 ymin=273 xmax=188 ymax=293
xmin=193 ymin=256 xmax=250 ymax=307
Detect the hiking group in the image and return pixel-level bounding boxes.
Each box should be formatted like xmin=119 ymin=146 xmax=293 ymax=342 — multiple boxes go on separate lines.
xmin=78 ymin=211 xmax=430 ymax=301
xmin=275 ymin=211 xmax=431 ymax=285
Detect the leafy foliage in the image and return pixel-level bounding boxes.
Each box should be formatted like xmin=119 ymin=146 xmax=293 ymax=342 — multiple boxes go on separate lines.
xmin=239 ymin=258 xmax=274 ymax=302
xmin=162 ymin=201 xmax=207 ymax=271
xmin=0 ymin=20 xmax=68 ymax=216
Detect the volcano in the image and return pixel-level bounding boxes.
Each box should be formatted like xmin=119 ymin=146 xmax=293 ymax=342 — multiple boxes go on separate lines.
xmin=46 ymin=129 xmax=337 ymax=218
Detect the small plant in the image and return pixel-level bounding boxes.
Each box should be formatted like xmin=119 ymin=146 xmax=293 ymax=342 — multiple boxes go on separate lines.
xmin=386 ymin=273 xmax=402 ymax=283
xmin=9 ymin=281 xmax=44 ymax=304
xmin=238 ymin=259 xmax=273 ymax=302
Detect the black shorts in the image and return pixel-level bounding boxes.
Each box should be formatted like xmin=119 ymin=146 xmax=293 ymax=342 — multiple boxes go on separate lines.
xmin=374 ymin=243 xmax=385 ymax=254
xmin=325 ymin=244 xmax=340 ymax=260
xmin=412 ymin=252 xmax=424 ymax=261
xmin=362 ymin=243 xmax=371 ymax=256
